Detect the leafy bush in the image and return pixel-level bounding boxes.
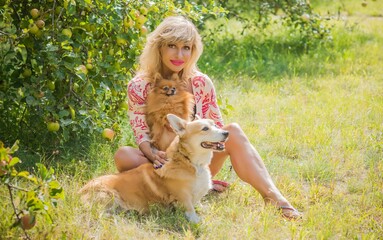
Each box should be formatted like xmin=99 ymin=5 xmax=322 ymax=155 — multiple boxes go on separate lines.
xmin=0 ymin=0 xmax=225 ymax=151
xmin=199 ymin=0 xmax=333 ymax=80
xmin=0 ymin=140 xmax=64 ymax=239
xmin=219 ymin=0 xmax=332 ymax=45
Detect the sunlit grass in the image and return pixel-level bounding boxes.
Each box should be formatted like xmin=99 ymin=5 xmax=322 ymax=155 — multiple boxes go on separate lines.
xmin=1 ymin=1 xmax=383 ymax=239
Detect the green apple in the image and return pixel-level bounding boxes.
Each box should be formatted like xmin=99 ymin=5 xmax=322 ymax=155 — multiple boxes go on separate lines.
xmin=140 ymin=6 xmax=148 ymax=15
xmin=119 ymin=101 xmax=129 ymax=111
xmin=136 ymin=15 xmax=147 ymax=26
xmin=22 ymin=68 xmax=32 ymax=77
xmin=102 ymin=128 xmax=115 ymax=140
xmin=73 ymin=82 xmax=79 ymax=91
xmin=30 ymin=8 xmax=40 ymax=19
xmin=62 ymin=28 xmax=72 ymax=38
xmin=85 ymin=63 xmax=93 ymax=70
xmin=116 ymin=36 xmax=127 ymax=46
xmin=47 ymin=81 xmax=55 ymax=91
xmin=76 ymin=65 xmax=88 ymax=75
xmin=123 ymin=16 xmax=134 ymax=28
xmin=29 ymin=23 xmax=39 ymax=35
xmin=47 ymin=122 xmax=60 ymax=132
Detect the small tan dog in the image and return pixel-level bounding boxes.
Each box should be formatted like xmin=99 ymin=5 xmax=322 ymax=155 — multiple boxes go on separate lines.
xmin=145 ymin=73 xmax=194 ymax=151
xmin=79 ymin=114 xmax=229 ymax=223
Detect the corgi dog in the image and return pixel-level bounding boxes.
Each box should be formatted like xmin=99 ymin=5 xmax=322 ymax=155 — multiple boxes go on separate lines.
xmin=79 ymin=114 xmax=229 ymax=223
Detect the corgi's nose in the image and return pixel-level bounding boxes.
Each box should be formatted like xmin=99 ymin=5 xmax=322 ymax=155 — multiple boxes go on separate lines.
xmin=223 ymin=131 xmax=229 ymax=138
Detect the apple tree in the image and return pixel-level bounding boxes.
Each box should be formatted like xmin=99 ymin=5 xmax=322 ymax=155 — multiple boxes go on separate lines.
xmin=0 ymin=140 xmax=64 ymax=239
xmin=0 ymin=0 xmax=226 ymax=151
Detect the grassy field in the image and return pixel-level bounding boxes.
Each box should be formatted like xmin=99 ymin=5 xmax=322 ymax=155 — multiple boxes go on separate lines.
xmin=1 ymin=1 xmax=383 ymax=239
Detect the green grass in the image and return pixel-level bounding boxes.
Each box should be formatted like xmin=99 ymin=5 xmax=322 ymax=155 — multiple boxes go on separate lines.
xmin=1 ymin=2 xmax=383 ymax=239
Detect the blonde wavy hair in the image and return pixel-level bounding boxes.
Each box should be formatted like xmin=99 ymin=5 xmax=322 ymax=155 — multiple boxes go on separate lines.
xmin=138 ymin=16 xmax=203 ymax=83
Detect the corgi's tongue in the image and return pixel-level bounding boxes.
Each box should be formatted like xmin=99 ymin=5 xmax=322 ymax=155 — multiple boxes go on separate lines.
xmin=201 ymin=141 xmax=225 ymax=151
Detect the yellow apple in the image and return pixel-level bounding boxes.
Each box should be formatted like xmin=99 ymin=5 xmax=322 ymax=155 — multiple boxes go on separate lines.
xmin=36 ymin=19 xmax=45 ymax=29
xmin=102 ymin=128 xmax=115 ymax=140
xmin=30 ymin=8 xmax=40 ymax=19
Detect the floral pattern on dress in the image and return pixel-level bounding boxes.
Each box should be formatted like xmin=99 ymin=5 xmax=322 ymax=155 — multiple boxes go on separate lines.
xmin=127 ymin=72 xmax=224 ymax=145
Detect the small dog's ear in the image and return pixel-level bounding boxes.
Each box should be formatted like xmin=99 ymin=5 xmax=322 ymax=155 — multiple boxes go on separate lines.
xmin=153 ymin=73 xmax=162 ymax=84
xmin=167 ymin=114 xmax=186 ymax=136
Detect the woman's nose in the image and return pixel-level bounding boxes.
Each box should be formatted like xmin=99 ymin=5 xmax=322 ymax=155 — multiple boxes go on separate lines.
xmin=177 ymin=49 xmax=183 ymax=58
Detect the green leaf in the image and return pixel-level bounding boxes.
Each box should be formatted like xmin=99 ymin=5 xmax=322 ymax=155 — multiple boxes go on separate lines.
xmin=15 ymin=44 xmax=27 ymax=63
xmin=10 ymin=140 xmax=19 ymax=153
xmin=59 ymin=110 xmax=70 ymax=118
xmin=8 ymin=157 xmax=20 ymax=167
xmin=17 ymin=171 xmax=30 ymax=177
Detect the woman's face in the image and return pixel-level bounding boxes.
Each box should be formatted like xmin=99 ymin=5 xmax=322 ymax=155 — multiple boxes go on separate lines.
xmin=160 ymin=42 xmax=192 ymax=77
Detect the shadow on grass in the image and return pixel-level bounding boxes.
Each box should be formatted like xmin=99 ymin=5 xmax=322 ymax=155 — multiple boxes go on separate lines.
xmin=114 ymin=204 xmax=203 ymax=238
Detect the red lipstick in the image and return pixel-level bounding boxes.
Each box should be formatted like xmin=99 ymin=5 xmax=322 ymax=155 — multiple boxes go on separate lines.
xmin=170 ymin=60 xmax=184 ymax=66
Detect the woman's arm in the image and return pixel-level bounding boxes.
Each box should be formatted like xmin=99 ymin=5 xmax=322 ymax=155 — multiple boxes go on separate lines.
xmin=192 ymin=74 xmax=224 ymax=128
xmin=127 ymin=77 xmax=167 ymax=168
xmin=127 ymin=77 xmax=151 ymax=145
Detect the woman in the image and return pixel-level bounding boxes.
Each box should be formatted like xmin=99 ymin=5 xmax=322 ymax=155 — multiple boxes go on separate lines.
xmin=114 ymin=16 xmax=302 ymax=220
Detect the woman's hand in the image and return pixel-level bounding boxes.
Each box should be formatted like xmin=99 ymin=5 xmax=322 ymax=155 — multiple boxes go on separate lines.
xmin=139 ymin=142 xmax=167 ymax=169
xmin=151 ymin=149 xmax=167 ymax=169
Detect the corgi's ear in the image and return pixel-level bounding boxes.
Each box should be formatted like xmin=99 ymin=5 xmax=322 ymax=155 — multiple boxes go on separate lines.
xmin=167 ymin=114 xmax=186 ymax=136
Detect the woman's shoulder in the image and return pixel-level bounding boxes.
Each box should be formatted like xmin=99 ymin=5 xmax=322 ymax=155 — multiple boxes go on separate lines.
xmin=129 ymin=74 xmax=149 ymax=86
xmin=128 ymin=74 xmax=151 ymax=101
xmin=191 ymin=71 xmax=210 ymax=80
xmin=191 ymin=71 xmax=214 ymax=88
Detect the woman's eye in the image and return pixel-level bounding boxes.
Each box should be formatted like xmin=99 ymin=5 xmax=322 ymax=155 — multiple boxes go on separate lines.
xmin=168 ymin=44 xmax=176 ymax=48
xmin=202 ymin=127 xmax=209 ymax=131
xmin=184 ymin=46 xmax=191 ymax=50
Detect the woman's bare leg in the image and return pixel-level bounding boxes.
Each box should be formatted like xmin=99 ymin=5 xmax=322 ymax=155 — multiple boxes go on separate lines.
xmin=210 ymin=123 xmax=301 ymax=219
xmin=114 ymin=146 xmax=150 ymax=172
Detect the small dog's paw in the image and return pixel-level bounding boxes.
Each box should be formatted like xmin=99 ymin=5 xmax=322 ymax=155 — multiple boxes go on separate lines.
xmin=185 ymin=211 xmax=200 ymax=223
